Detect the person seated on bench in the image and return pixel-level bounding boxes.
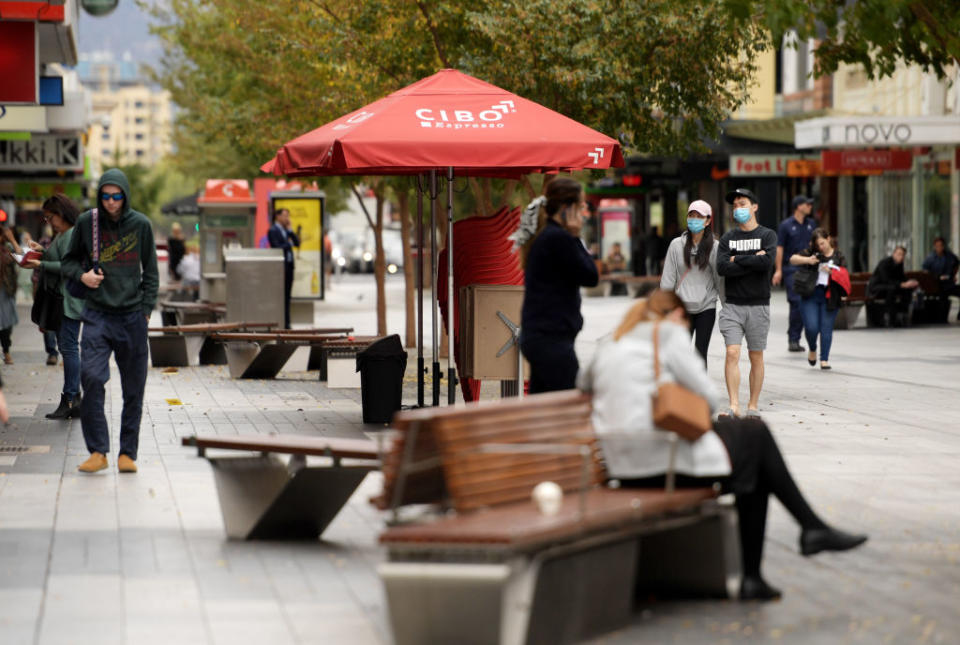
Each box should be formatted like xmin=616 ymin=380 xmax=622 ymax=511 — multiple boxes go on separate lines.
xmin=577 ymin=289 xmax=867 ymax=601
xmin=922 ymin=237 xmax=960 ymax=320
xmin=867 ymin=246 xmax=918 ymax=327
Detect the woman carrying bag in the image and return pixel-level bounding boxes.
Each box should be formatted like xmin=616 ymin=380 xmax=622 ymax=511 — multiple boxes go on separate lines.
xmin=23 ymin=195 xmax=83 ymax=418
xmin=789 ymin=229 xmax=846 ymax=370
xmin=577 ymin=289 xmax=867 ymax=600
xmin=660 ymin=200 xmax=722 ymax=366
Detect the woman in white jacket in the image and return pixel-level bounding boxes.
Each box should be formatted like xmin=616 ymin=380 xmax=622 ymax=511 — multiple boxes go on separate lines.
xmin=660 ymin=200 xmax=721 ymax=365
xmin=578 ymin=290 xmax=867 ymax=601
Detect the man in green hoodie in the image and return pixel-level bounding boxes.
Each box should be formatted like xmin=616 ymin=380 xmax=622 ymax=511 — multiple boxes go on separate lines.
xmin=62 ymin=169 xmax=159 ymax=474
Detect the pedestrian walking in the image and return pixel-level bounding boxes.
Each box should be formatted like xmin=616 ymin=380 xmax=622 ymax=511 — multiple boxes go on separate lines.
xmin=716 ymin=188 xmax=778 ymax=417
xmin=517 ymin=177 xmax=599 ymax=393
xmin=645 ymin=226 xmax=666 ymax=275
xmin=167 ymin=222 xmax=186 ymax=281
xmin=790 ymin=228 xmax=846 ymax=370
xmin=32 ymin=224 xmax=59 ymax=366
xmin=660 ymin=199 xmax=721 ymax=366
xmin=773 ymin=195 xmax=818 ymax=352
xmin=577 ymin=289 xmax=868 ymax=601
xmin=62 ymin=169 xmax=159 ymax=473
xmin=23 ymin=195 xmax=84 ymax=418
xmin=867 ymin=246 xmax=918 ymax=327
xmin=268 ymin=207 xmax=300 ymax=328
xmin=0 ymin=241 xmax=19 ymax=365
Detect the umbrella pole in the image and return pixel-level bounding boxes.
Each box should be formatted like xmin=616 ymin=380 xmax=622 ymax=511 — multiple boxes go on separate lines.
xmin=446 ymin=166 xmax=456 ymax=405
xmin=416 ymin=176 xmax=424 ymax=408
xmin=430 ymin=170 xmax=440 ymax=407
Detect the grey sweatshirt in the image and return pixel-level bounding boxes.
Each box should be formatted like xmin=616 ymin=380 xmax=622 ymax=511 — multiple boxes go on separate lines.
xmin=659 ymin=232 xmax=722 ymax=313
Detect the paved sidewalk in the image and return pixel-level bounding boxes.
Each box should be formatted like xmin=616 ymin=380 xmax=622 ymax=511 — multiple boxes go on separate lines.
xmin=0 ymin=279 xmax=958 ymax=644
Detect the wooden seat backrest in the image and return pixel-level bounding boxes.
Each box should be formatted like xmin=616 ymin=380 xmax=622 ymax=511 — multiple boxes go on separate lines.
xmin=376 ymin=390 xmax=605 ymax=514
xmin=845 ymin=280 xmax=869 ymax=300
xmin=906 ymin=270 xmax=940 ymax=295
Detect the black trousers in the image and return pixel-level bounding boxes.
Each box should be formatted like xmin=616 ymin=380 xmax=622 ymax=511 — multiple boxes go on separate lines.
xmin=688 ymin=308 xmax=716 ymax=367
xmin=621 ymin=417 xmax=825 ymax=578
xmin=872 ymin=285 xmax=913 ymax=322
xmin=283 ymin=263 xmax=294 ymax=329
xmin=0 ymin=327 xmax=10 ymax=353
xmin=520 ymin=331 xmax=578 ymax=394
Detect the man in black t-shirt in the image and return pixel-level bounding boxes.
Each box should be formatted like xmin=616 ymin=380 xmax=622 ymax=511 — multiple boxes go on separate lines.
xmin=717 ymin=188 xmax=778 ymax=418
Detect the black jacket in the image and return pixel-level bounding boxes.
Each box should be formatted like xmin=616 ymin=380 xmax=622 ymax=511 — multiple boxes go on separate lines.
xmin=717 ymin=225 xmax=778 ymax=305
xmin=868 ymin=257 xmax=906 ymax=296
xmin=521 ymin=220 xmax=599 ymax=338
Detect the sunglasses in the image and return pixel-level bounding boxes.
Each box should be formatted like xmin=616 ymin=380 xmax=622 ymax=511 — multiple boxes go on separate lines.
xmin=100 ymin=192 xmax=124 ymax=202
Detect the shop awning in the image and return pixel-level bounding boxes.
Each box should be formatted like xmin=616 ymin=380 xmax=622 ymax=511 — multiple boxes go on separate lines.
xmin=724 ymin=110 xmax=830 ymax=146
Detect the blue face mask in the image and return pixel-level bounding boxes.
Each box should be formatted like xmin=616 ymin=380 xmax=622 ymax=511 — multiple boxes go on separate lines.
xmin=687 ymin=218 xmax=706 ymax=234
xmin=733 ymin=207 xmax=752 ymax=223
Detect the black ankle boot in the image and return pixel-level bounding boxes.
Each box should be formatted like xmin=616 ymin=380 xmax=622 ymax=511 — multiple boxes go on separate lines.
xmin=67 ymin=394 xmax=82 ymax=418
xmin=800 ymin=526 xmax=868 ymax=556
xmin=739 ymin=575 xmax=782 ymax=601
xmin=46 ymin=394 xmax=72 ymax=420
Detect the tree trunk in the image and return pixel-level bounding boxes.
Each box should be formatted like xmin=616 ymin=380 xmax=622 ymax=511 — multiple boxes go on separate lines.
xmin=397 ymin=189 xmax=416 ymax=348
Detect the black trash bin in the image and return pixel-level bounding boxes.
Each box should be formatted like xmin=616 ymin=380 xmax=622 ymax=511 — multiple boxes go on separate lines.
xmin=356 ymin=334 xmax=408 ymax=424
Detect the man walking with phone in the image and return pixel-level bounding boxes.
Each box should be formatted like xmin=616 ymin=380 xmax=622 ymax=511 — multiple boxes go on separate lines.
xmin=268 ymin=207 xmax=300 ymax=329
xmin=717 ymin=188 xmax=778 ymax=417
xmin=62 ymin=168 xmax=158 ymax=473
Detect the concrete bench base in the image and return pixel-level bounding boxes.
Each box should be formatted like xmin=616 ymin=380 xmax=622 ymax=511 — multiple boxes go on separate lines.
xmin=149 ymin=334 xmax=206 ymax=367
xmin=380 ymin=504 xmax=739 ymax=645
xmin=208 ymin=454 xmax=373 ymax=540
xmin=223 ymin=341 xmax=299 ymax=379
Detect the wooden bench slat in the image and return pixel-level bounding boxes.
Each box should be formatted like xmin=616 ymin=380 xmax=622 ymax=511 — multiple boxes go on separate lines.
xmin=182 ymin=434 xmax=380 ymax=460
xmin=379 ymin=487 xmax=715 ymax=548
xmin=149 ymin=321 xmax=278 ymax=334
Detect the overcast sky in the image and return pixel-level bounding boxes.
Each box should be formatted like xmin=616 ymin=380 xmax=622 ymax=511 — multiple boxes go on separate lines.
xmin=77 ymin=1 xmax=163 ymax=70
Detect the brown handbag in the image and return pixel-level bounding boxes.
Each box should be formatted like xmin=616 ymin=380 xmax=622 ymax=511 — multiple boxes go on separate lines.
xmin=651 ymin=321 xmax=712 ymax=441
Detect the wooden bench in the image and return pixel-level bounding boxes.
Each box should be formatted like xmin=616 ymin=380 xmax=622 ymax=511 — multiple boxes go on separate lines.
xmin=374 ymin=390 xmax=739 ymax=645
xmin=836 ymin=279 xmax=871 ymax=329
xmin=182 ymin=434 xmax=380 ymax=540
xmin=149 ymin=321 xmax=279 ymax=367
xmin=210 ymin=331 xmax=367 ymax=379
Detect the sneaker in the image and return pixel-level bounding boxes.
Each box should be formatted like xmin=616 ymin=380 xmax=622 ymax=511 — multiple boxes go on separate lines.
xmin=46 ymin=354 xmax=58 ymax=366
xmin=78 ymin=452 xmax=108 ymax=473
xmin=117 ymin=454 xmax=138 ymax=473
xmin=788 ymin=341 xmax=804 ymax=352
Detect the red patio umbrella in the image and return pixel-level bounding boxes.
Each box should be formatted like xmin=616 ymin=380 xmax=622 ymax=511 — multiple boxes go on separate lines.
xmin=262 ymin=69 xmax=624 ymax=405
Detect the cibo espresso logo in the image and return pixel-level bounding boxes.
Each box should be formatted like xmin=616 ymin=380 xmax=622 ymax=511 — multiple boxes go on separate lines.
xmin=416 ymin=100 xmax=516 ymax=129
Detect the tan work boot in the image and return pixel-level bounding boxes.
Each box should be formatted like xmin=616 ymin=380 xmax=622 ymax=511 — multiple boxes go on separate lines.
xmin=3 ymin=352 xmax=12 ymax=365
xmin=117 ymin=454 xmax=137 ymax=473
xmin=78 ymin=452 xmax=108 ymax=473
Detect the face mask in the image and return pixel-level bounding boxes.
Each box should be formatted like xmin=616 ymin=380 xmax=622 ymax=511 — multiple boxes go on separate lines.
xmin=733 ymin=207 xmax=752 ymax=223
xmin=687 ymin=218 xmax=706 ymax=234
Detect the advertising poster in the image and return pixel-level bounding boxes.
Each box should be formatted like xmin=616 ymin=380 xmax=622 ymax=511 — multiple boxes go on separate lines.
xmin=273 ymin=196 xmax=324 ymax=299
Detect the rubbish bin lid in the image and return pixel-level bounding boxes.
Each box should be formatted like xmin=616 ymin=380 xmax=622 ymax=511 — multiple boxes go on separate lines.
xmin=356 ymin=334 xmax=407 ymax=371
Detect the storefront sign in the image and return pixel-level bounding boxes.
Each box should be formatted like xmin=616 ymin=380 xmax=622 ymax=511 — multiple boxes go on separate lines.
xmin=820 ymin=149 xmax=913 ymax=174
xmin=0 ymin=21 xmax=38 ymax=104
xmin=786 ymin=159 xmax=821 ymax=177
xmin=0 ymin=106 xmax=47 ymax=132
xmin=0 ymin=134 xmax=83 ymax=171
xmin=730 ymin=154 xmax=803 ymax=176
xmin=796 ymin=116 xmax=960 ymax=149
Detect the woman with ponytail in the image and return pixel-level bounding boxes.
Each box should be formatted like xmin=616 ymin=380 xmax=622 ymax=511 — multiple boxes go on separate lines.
xmin=660 ymin=200 xmax=721 ymax=365
xmin=512 ymin=177 xmax=598 ymax=393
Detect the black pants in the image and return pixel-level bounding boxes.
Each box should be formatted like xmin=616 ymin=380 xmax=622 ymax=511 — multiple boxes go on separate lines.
xmin=0 ymin=327 xmax=10 ymax=353
xmin=872 ymin=285 xmax=913 ymax=324
xmin=283 ymin=263 xmax=294 ymax=329
xmin=622 ymin=417 xmax=825 ymax=578
xmin=688 ymin=309 xmax=716 ymax=367
xmin=520 ymin=332 xmax=578 ymax=394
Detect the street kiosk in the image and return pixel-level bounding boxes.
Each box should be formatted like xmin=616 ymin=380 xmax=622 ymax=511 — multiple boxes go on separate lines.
xmin=197 ymin=179 xmax=257 ymax=302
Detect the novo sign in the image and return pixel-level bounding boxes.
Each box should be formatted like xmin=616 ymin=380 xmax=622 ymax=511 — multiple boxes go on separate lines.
xmin=730 ymin=154 xmax=803 ymax=176
xmin=0 ymin=135 xmax=83 ymax=172
xmin=796 ymin=116 xmax=960 ymax=149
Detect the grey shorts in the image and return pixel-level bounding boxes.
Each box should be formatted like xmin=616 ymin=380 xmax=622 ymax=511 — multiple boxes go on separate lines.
xmin=718 ymin=303 xmax=770 ymax=351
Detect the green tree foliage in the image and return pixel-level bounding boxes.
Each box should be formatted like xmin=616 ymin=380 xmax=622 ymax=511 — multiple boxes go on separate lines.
xmin=734 ymin=0 xmax=960 ymax=80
